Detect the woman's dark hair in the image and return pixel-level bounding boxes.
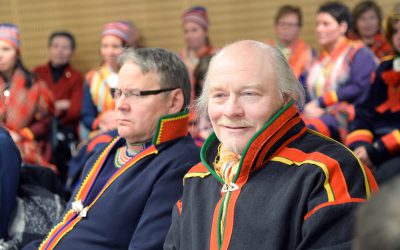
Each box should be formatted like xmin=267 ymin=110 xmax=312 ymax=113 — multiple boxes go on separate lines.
xmin=318 ymin=1 xmax=352 ymax=34
xmin=194 ymin=55 xmax=212 ymax=98
xmin=352 ymin=1 xmax=383 ymax=35
xmin=48 ymin=31 xmax=76 ymax=50
xmin=385 ymin=5 xmax=400 ymax=50
xmin=0 ymin=57 xmax=34 ymax=88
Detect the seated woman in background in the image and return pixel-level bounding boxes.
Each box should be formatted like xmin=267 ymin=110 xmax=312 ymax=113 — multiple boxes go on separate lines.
xmin=349 ymin=1 xmax=393 ymax=61
xmin=81 ymin=21 xmax=138 ymax=139
xmin=180 ymin=6 xmax=216 ymax=101
xmin=0 ymin=23 xmax=55 ymax=171
xmin=33 ymin=31 xmax=83 ymax=181
xmin=303 ymin=2 xmax=377 ymax=142
xmin=346 ymin=7 xmax=400 ymax=185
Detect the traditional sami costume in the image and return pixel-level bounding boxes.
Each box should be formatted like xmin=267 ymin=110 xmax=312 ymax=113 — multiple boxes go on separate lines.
xmin=305 ymin=38 xmax=377 ymax=141
xmin=31 ymin=111 xmax=200 ymax=250
xmin=165 ymin=102 xmax=377 ymax=250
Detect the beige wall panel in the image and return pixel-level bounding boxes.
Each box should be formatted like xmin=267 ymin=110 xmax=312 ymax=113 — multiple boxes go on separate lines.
xmin=0 ymin=0 xmax=398 ymax=73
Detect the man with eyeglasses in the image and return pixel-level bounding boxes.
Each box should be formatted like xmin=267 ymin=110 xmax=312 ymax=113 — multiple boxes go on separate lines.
xmin=25 ymin=48 xmax=200 ymax=250
xmin=164 ymin=40 xmax=378 ymax=249
xmin=267 ymin=5 xmax=314 ymax=84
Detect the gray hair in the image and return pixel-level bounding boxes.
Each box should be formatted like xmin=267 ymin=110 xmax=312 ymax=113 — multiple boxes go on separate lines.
xmin=195 ymin=40 xmax=305 ymax=119
xmin=354 ymin=175 xmax=400 ymax=250
xmin=119 ymin=48 xmax=191 ymax=110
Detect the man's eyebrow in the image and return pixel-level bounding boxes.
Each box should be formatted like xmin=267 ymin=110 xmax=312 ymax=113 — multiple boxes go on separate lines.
xmin=209 ymin=86 xmax=225 ymax=91
xmin=241 ymin=82 xmax=264 ymax=88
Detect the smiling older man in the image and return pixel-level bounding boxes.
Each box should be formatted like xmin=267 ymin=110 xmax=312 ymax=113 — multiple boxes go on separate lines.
xmin=25 ymin=48 xmax=200 ymax=250
xmin=164 ymin=40 xmax=378 ymax=250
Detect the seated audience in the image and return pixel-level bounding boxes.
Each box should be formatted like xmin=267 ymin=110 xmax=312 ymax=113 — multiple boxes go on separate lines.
xmin=346 ymin=7 xmax=400 ymax=184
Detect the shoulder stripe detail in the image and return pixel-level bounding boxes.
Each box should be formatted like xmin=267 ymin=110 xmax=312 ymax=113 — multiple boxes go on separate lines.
xmin=273 ymin=147 xmax=350 ymax=202
xmin=184 ymin=172 xmax=211 ymax=179
xmin=271 ymin=156 xmax=336 ymax=201
xmin=308 ymin=129 xmax=378 ymax=198
xmin=304 ymin=198 xmax=366 ymax=220
xmin=184 ymin=163 xmax=210 ymax=184
xmin=187 ymin=162 xmax=209 ymax=173
xmin=345 ymin=129 xmax=374 ymax=146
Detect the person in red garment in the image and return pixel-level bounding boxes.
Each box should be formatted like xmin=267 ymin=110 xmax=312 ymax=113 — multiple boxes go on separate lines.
xmin=34 ymin=31 xmax=83 ymax=179
xmin=0 ymin=23 xmax=55 ymax=171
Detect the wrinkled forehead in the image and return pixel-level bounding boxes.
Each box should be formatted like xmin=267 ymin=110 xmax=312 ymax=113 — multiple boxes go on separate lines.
xmin=207 ymin=48 xmax=276 ymax=88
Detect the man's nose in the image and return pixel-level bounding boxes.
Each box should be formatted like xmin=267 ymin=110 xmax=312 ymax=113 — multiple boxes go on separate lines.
xmin=223 ymin=95 xmax=244 ymax=118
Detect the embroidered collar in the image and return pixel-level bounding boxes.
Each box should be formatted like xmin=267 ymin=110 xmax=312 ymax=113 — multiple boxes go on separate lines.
xmin=200 ymin=101 xmax=307 ymax=185
xmin=152 ymin=109 xmax=189 ymax=144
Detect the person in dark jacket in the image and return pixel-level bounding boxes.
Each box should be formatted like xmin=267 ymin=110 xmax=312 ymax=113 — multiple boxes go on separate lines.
xmin=164 ymin=40 xmax=378 ymax=250
xmin=24 ymin=47 xmax=200 ymax=250
xmin=0 ymin=127 xmax=21 ymax=239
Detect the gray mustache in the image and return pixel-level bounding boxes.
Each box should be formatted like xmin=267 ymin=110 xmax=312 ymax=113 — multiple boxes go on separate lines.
xmin=217 ymin=117 xmax=255 ymax=127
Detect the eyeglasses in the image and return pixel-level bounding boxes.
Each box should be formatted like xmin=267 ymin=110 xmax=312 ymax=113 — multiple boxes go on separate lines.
xmin=277 ymin=21 xmax=299 ymax=28
xmin=110 ymin=87 xmax=178 ymax=100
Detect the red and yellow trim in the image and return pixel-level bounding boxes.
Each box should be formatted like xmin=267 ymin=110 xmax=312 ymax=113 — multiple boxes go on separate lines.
xmin=304 ymin=198 xmax=366 ymax=220
xmin=153 ymin=111 xmax=189 ymax=145
xmin=381 ymin=130 xmax=400 ymax=154
xmin=40 ymin=138 xmax=158 ymax=249
xmin=345 ymin=129 xmax=374 ymax=146
xmin=238 ymin=103 xmax=304 ymax=179
xmin=20 ymin=127 xmax=34 ymax=141
xmin=271 ymin=146 xmax=377 ymax=221
xmin=303 ymin=117 xmax=331 ymax=138
xmin=184 ymin=163 xmax=211 ymax=182
xmin=86 ymin=134 xmax=114 ymax=152
xmin=210 ymin=198 xmax=223 ymax=250
xmin=272 ymin=147 xmax=351 ymax=202
xmin=308 ymin=129 xmax=378 ymax=198
xmin=321 ymin=91 xmax=338 ymax=107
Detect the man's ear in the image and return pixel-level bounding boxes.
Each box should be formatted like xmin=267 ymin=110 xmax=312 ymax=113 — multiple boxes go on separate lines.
xmin=282 ymin=93 xmax=291 ymax=105
xmin=339 ymin=21 xmax=348 ymax=36
xmin=168 ymin=88 xmax=184 ymax=114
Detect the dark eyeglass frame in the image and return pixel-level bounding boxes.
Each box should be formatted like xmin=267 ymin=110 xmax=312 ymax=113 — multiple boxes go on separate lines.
xmin=110 ymin=87 xmax=178 ymax=99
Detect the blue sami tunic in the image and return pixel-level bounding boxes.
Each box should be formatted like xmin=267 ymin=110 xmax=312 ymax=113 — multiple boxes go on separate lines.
xmin=0 ymin=127 xmax=21 ymax=239
xmin=28 ymin=110 xmax=200 ymax=250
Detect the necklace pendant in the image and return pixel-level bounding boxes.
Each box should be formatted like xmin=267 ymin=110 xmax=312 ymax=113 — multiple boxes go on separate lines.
xmin=394 ymin=57 xmax=400 ymax=72
xmin=221 ymin=182 xmax=239 ymax=193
